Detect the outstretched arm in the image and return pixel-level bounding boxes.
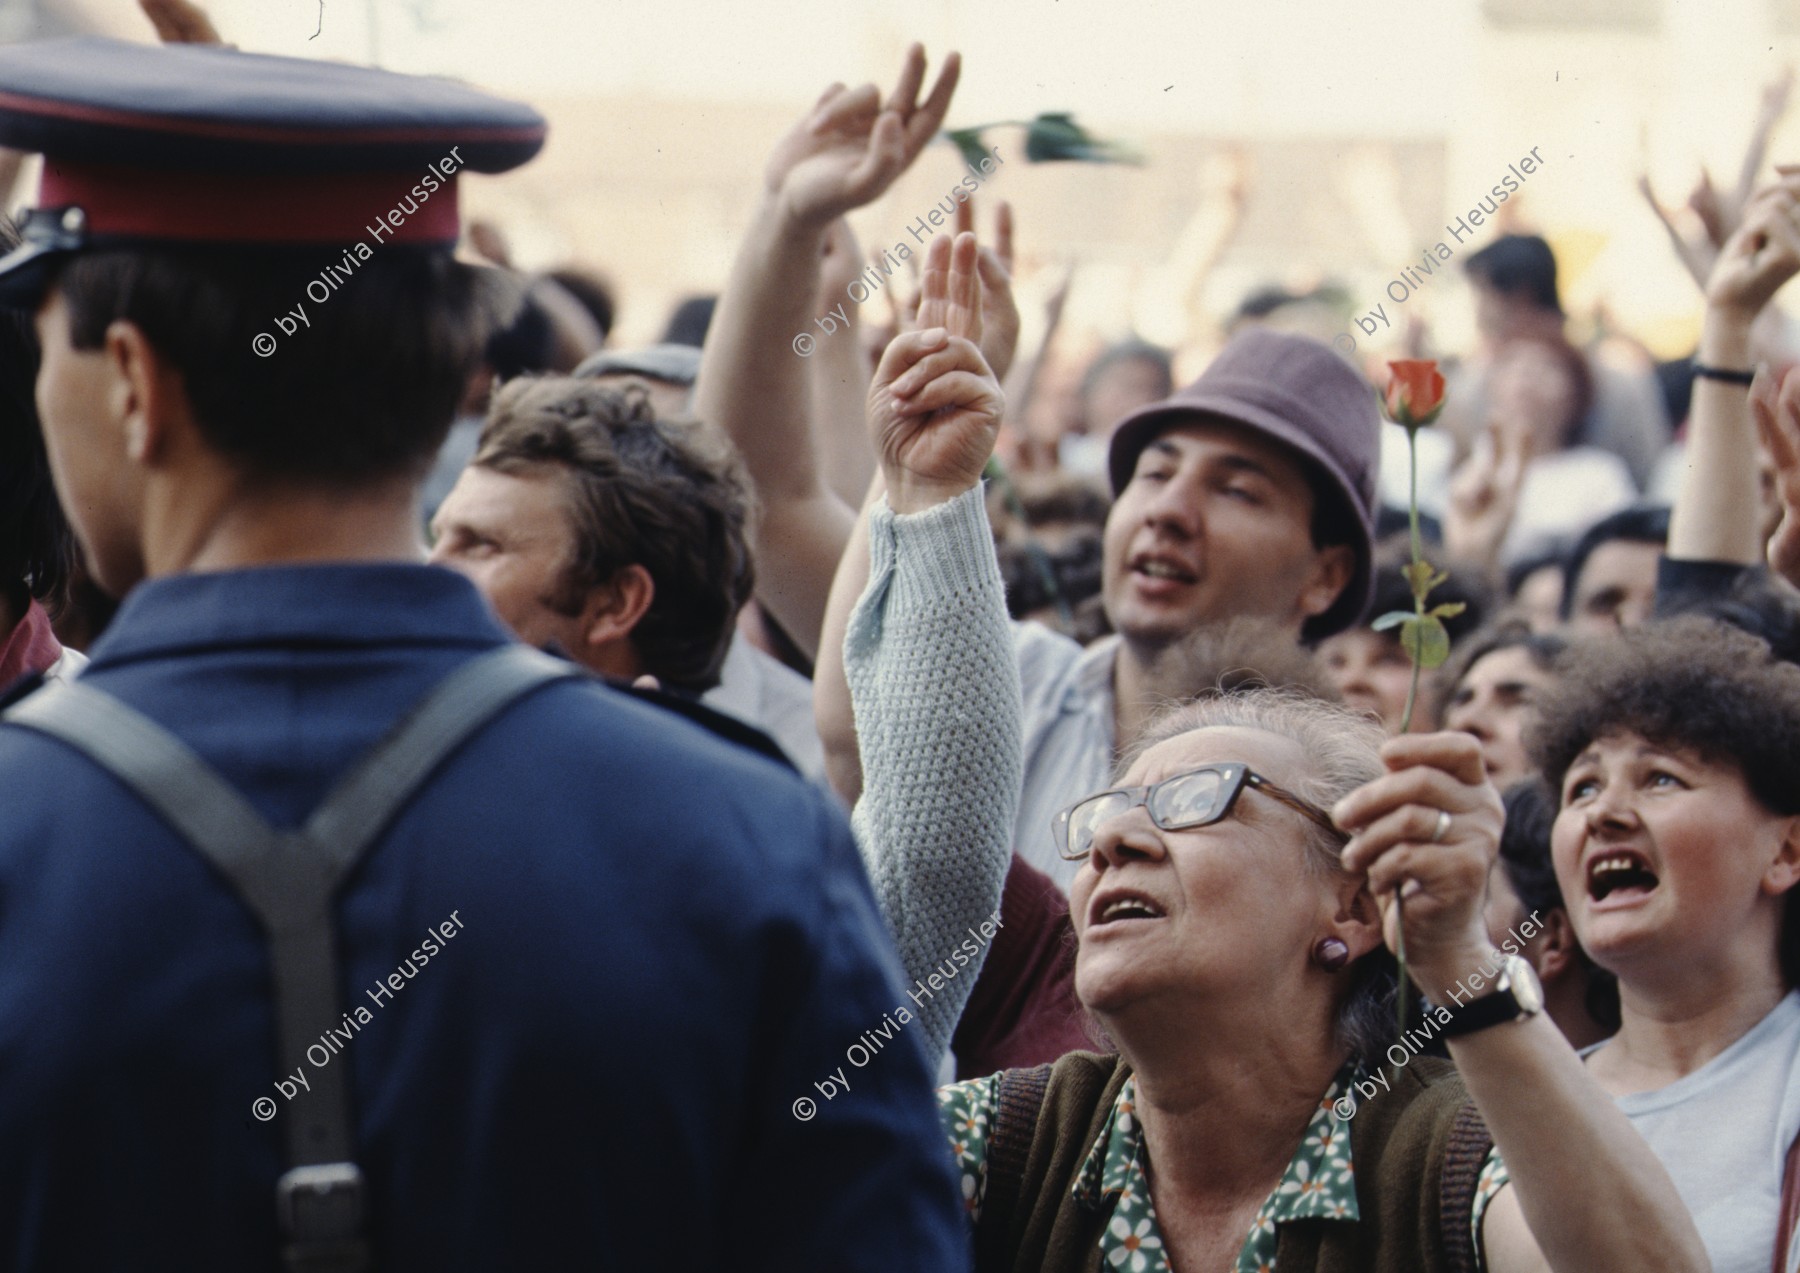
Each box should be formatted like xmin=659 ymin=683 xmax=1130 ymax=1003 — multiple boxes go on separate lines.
xmin=817 ymin=214 xmax=1021 ymax=804
xmin=811 ymin=218 xmax=881 ymax=507
xmin=1669 ymin=170 xmax=1800 ymax=565
xmin=837 ymin=231 xmax=1021 ymax=1059
xmin=1335 ymin=735 xmax=1708 ymax=1273
xmin=692 ymin=47 xmax=960 ymax=661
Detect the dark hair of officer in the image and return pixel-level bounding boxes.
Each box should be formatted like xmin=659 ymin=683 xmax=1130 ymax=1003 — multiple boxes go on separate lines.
xmin=0 ymin=220 xmax=74 ymax=614
xmin=473 ymin=377 xmax=756 ymax=692
xmin=52 ymin=247 xmax=513 ymax=487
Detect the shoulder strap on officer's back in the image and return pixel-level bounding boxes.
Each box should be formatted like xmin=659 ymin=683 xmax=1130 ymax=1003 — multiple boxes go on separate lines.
xmin=3 ymin=643 xmax=577 ymax=1273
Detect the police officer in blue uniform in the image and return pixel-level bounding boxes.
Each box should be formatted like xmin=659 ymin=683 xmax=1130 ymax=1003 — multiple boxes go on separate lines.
xmin=0 ymin=36 xmax=968 ymax=1273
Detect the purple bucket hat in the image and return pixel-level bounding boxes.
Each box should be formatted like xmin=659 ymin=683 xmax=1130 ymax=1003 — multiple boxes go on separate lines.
xmin=1105 ymin=328 xmax=1380 ymax=640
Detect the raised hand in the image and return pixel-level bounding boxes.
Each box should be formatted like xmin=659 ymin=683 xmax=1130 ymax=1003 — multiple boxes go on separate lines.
xmin=869 ymin=232 xmax=1002 ymax=513
xmin=1704 ymin=169 xmax=1800 ymax=321
xmin=762 ymin=45 xmax=960 ymax=230
xmin=1331 ymin=732 xmax=1505 ymax=997
xmin=1639 ymin=171 xmax=1718 ymax=292
xmin=1444 ymin=419 xmax=1529 ymax=571
xmin=1751 ymin=366 xmax=1800 ymax=588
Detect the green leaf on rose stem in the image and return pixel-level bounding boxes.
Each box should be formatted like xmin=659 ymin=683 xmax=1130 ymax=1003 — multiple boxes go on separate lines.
xmin=1399 ymin=614 xmax=1451 ymax=669
xmin=1369 ymin=609 xmax=1413 ymax=633
xmin=1396 ymin=892 xmax=1409 ymax=1041
xmin=1400 ymin=559 xmax=1437 ymax=596
xmin=946 ymin=127 xmax=993 ymax=172
xmin=1428 ymin=601 xmax=1467 ymax=621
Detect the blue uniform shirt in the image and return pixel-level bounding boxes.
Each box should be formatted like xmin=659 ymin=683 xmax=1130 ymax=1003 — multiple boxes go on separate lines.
xmin=0 ymin=563 xmax=968 ymax=1273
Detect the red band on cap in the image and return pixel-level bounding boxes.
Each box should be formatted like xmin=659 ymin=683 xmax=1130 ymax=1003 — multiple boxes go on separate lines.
xmin=40 ymin=160 xmax=460 ymax=246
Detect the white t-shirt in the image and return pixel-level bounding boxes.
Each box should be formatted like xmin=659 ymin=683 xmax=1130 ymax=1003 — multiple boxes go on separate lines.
xmin=1500 ymin=445 xmax=1638 ymax=564
xmin=1587 ymin=990 xmax=1800 ymax=1273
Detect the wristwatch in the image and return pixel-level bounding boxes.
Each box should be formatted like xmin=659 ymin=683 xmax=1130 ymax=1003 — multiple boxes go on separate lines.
xmin=1431 ymin=954 xmax=1544 ymax=1039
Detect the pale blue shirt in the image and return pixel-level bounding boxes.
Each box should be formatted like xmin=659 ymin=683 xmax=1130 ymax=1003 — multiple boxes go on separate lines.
xmin=1589 ymin=990 xmax=1800 ymax=1273
xmin=1012 ymin=625 xmax=1118 ymax=890
xmin=702 ymin=632 xmax=826 ymax=783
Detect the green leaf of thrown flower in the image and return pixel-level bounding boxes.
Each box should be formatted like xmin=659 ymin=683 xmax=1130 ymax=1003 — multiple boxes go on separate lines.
xmin=1023 ymin=113 xmax=1141 ymax=164
xmin=945 ymin=127 xmax=992 ymax=171
xmin=1428 ymin=601 xmax=1468 ymax=621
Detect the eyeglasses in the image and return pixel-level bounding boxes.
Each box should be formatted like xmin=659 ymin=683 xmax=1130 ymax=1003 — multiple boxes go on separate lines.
xmin=1052 ymin=762 xmax=1345 ymax=861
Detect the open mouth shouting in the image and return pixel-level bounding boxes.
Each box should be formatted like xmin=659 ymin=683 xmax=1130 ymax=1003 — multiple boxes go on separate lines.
xmin=1127 ymin=549 xmax=1198 ymax=596
xmin=1586 ymin=849 xmax=1660 ymax=910
xmin=1087 ymin=887 xmax=1168 ymax=932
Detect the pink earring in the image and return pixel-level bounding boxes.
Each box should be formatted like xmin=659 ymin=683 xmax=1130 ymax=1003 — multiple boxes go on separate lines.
xmin=1313 ymin=937 xmax=1350 ymax=971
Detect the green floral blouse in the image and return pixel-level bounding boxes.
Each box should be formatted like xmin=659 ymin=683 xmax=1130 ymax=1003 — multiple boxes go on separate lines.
xmin=938 ymin=1063 xmax=1509 ymax=1273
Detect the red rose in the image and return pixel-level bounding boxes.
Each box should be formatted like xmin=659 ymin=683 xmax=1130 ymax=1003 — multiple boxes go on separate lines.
xmin=1382 ymin=359 xmax=1447 ymax=430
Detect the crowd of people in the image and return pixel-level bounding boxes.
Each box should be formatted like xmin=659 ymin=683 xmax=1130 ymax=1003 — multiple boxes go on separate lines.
xmin=2 ymin=4 xmax=1799 ymax=1271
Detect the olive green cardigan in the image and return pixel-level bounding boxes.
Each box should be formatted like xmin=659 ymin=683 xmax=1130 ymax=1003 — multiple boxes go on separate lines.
xmin=973 ymin=1050 xmax=1494 ymax=1273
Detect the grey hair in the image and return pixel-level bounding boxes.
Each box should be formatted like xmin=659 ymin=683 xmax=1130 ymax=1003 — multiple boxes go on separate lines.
xmin=1119 ymin=686 xmax=1398 ymax=1071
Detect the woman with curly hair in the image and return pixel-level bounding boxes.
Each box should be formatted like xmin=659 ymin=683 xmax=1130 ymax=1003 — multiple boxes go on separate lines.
xmin=1533 ymin=616 xmax=1800 ymax=1272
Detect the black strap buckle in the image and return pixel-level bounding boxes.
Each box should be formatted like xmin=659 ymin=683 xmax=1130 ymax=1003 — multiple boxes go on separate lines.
xmin=277 ymin=1163 xmax=369 ymax=1273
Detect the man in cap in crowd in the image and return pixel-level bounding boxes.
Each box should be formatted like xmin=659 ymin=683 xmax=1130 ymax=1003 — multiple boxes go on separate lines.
xmin=0 ymin=35 xmax=966 ymax=1273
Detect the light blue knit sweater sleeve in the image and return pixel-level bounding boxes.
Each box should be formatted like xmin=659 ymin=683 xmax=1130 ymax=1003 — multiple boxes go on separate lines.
xmin=846 ymin=483 xmax=1023 ymax=1062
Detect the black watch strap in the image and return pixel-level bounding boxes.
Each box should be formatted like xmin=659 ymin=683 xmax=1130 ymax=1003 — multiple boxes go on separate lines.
xmin=1431 ymin=954 xmax=1541 ymax=1039
xmin=1435 ymin=985 xmax=1524 ymax=1039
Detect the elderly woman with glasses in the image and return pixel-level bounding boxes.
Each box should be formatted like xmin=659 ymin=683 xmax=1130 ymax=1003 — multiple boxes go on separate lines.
xmin=929 ymin=691 xmax=1704 ymax=1273
xmin=833 ymin=233 xmax=1705 ymax=1273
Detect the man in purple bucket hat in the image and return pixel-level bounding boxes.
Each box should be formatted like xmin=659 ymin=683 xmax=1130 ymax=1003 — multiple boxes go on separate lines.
xmin=1012 ymin=326 xmax=1379 ymax=887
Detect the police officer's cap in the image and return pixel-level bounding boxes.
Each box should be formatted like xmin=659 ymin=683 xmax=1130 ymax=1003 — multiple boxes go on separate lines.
xmin=0 ymin=37 xmax=546 ymax=305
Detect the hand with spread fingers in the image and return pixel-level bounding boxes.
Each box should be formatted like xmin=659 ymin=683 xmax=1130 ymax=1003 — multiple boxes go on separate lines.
xmin=1704 ymin=168 xmax=1800 ymax=321
xmin=868 ymin=232 xmax=1002 ymax=514
xmin=1674 ymin=169 xmax=1800 ymax=566
xmin=1331 ymin=731 xmax=1505 ymax=1000
xmin=762 ymin=44 xmax=960 ymax=230
xmin=694 ymin=45 xmax=961 ymax=664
